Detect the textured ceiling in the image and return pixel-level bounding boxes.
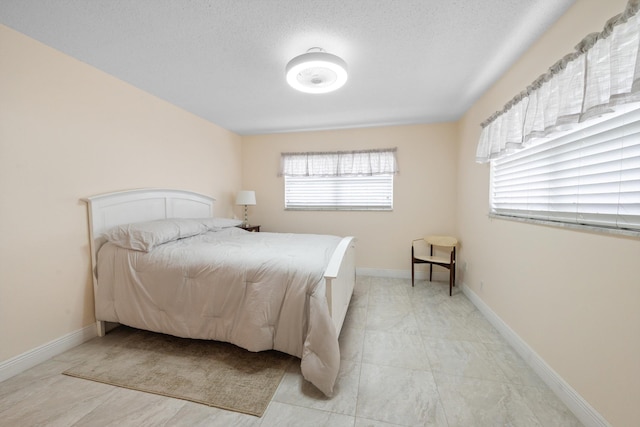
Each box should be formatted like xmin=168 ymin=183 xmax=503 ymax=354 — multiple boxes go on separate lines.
xmin=0 ymin=0 xmax=575 ymax=135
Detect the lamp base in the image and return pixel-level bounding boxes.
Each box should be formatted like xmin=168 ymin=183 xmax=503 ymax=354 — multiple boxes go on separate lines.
xmin=242 ymin=205 xmax=250 ymax=227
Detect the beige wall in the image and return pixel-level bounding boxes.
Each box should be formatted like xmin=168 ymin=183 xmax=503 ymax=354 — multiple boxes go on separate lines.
xmin=0 ymin=25 xmax=242 ymax=362
xmin=242 ymin=123 xmax=458 ymax=271
xmin=457 ymin=1 xmax=640 ymax=426
xmin=3 ymin=1 xmax=639 ymax=424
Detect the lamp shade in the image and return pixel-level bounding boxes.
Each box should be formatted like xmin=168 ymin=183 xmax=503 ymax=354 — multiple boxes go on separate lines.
xmin=235 ymin=190 xmax=256 ymax=206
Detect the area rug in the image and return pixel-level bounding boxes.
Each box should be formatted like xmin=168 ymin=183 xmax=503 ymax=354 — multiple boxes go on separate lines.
xmin=63 ymin=326 xmax=295 ymax=417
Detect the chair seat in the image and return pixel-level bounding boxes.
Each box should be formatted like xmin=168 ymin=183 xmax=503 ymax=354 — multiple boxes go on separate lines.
xmin=413 ymin=254 xmax=451 ymax=265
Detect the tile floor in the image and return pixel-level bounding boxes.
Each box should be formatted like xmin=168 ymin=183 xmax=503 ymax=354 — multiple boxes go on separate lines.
xmin=0 ymin=276 xmax=583 ymax=426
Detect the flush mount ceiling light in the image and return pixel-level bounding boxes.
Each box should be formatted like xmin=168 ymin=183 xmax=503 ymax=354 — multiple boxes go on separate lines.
xmin=286 ymin=48 xmax=348 ymax=94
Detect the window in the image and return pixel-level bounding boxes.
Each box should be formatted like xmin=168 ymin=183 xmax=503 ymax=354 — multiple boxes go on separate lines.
xmin=477 ymin=1 xmax=640 ymax=235
xmin=280 ymin=148 xmax=397 ymax=211
xmin=285 ymin=174 xmax=393 ymax=210
xmin=491 ymin=106 xmax=640 ymax=233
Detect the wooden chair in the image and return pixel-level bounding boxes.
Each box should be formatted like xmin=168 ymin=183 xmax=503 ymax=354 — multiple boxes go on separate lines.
xmin=411 ymin=236 xmax=458 ymax=295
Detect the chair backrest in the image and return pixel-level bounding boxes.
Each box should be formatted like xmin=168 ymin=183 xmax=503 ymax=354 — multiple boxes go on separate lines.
xmin=424 ymin=235 xmax=458 ymax=248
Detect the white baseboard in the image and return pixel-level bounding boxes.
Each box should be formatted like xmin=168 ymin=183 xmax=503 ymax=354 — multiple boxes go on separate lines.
xmin=356 ymin=267 xmax=448 ymax=282
xmin=357 ymin=267 xmax=405 ymax=278
xmin=0 ymin=324 xmax=97 ymax=383
xmin=462 ymin=283 xmax=611 ymax=427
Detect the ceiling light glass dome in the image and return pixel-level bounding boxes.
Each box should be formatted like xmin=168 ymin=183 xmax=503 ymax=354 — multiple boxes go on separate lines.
xmin=286 ymin=48 xmax=348 ymax=94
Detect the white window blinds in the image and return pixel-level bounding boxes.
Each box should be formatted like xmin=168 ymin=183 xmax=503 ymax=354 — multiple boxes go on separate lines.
xmin=284 ymin=175 xmax=394 ymax=210
xmin=491 ymin=106 xmax=640 ymax=232
xmin=280 ymin=148 xmax=398 ymax=211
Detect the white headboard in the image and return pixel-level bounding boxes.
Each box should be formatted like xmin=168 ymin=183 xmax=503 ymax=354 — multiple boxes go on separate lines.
xmin=83 ymin=188 xmax=216 ymax=292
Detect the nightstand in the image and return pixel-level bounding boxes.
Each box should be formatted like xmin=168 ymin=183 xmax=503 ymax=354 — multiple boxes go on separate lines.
xmin=237 ymin=225 xmax=260 ymax=232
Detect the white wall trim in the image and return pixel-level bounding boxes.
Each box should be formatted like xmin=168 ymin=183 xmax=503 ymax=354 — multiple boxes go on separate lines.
xmin=357 ymin=267 xmax=448 ymax=281
xmin=0 ymin=324 xmax=97 ymax=383
xmin=357 ymin=267 xmax=406 ymax=278
xmin=462 ymin=283 xmax=611 ymax=427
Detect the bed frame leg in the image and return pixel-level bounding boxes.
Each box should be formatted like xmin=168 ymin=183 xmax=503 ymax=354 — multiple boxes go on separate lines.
xmin=96 ymin=320 xmax=106 ymax=337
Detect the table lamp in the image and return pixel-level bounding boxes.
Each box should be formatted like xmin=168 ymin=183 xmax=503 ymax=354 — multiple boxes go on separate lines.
xmin=235 ymin=190 xmax=256 ymax=227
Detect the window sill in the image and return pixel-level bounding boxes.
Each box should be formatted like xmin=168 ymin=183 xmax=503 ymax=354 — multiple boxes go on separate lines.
xmin=488 ymin=213 xmax=640 ymax=239
xmin=285 ymin=207 xmax=393 ymax=212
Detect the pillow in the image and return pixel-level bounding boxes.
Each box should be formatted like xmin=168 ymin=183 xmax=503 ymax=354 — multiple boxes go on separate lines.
xmin=198 ymin=217 xmax=243 ymax=230
xmin=103 ymin=218 xmax=209 ymax=252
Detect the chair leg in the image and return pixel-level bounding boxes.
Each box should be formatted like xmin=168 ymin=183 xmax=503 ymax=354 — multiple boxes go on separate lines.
xmin=411 ymin=259 xmax=415 ymax=287
xmin=411 ymin=247 xmax=414 ymax=287
xmin=452 ymin=264 xmax=456 ymax=288
xmin=411 ymin=262 xmax=415 ymax=287
xmin=449 ymin=269 xmax=453 ymax=296
xmin=429 ymin=264 xmax=433 ymax=282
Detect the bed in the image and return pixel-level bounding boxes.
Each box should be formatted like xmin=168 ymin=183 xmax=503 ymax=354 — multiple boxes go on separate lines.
xmin=83 ymin=188 xmax=356 ymax=396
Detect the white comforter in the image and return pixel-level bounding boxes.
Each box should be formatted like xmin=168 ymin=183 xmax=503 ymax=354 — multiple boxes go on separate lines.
xmin=95 ymin=227 xmax=342 ymax=396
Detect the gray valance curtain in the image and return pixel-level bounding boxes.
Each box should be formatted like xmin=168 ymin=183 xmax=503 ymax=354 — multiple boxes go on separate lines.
xmin=476 ymin=0 xmax=640 ymax=163
xmin=279 ymin=148 xmax=398 ymax=177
